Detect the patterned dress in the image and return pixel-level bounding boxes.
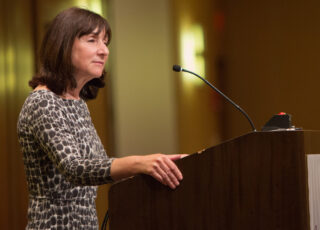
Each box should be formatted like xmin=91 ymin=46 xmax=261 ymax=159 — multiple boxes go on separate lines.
xmin=17 ymin=90 xmax=114 ymax=229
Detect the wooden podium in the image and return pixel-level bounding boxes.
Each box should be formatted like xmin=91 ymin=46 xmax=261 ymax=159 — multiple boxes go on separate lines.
xmin=108 ymin=131 xmax=320 ymax=230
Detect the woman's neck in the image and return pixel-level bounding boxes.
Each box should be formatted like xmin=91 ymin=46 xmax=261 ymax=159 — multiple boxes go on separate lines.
xmin=63 ymin=75 xmax=90 ymax=99
xmin=63 ymin=89 xmax=81 ymax=100
xmin=34 ymin=85 xmax=81 ymax=100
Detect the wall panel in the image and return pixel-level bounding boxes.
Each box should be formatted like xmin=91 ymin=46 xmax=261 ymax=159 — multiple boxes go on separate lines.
xmin=224 ymin=0 xmax=320 ymax=138
xmin=0 ymin=0 xmax=35 ymax=228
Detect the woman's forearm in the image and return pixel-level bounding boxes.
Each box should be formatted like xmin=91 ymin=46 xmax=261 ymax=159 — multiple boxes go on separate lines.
xmin=110 ymin=155 xmax=144 ymax=180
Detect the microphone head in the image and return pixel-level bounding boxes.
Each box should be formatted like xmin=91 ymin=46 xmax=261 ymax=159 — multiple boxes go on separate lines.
xmin=172 ymin=65 xmax=182 ymax=72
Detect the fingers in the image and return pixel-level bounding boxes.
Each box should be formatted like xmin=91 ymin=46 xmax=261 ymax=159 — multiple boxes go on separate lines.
xmin=168 ymin=154 xmax=189 ymax=161
xmin=143 ymin=154 xmax=185 ymax=189
xmin=158 ymin=161 xmax=178 ymax=189
xmin=167 ymin=154 xmax=182 ymax=161
xmin=163 ymin=157 xmax=183 ymax=180
xmin=150 ymin=170 xmax=166 ymax=186
xmin=158 ymin=156 xmax=184 ymax=189
xmin=157 ymin=166 xmax=176 ymax=188
xmin=149 ymin=162 xmax=170 ymax=187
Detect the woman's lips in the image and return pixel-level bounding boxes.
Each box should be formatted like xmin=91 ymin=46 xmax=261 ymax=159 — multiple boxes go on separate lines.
xmin=93 ymin=61 xmax=104 ymax=65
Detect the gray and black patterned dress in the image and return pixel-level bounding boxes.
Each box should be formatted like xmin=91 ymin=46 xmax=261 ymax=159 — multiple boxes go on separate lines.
xmin=17 ymin=90 xmax=114 ymax=229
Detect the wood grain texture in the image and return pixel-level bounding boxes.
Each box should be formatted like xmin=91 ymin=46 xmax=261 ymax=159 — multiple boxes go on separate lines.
xmin=109 ymin=131 xmax=319 ymax=230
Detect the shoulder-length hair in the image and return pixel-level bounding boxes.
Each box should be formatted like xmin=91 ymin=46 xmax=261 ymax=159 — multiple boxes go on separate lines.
xmin=29 ymin=7 xmax=111 ymax=100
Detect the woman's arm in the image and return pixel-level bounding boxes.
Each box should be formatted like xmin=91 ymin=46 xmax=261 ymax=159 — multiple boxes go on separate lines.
xmin=31 ymin=102 xmax=114 ymax=186
xmin=31 ymin=96 xmax=185 ymax=188
xmin=111 ymin=154 xmax=185 ymax=189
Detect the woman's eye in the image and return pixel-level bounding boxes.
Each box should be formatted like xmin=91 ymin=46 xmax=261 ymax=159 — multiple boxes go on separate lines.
xmin=88 ymin=39 xmax=96 ymax=43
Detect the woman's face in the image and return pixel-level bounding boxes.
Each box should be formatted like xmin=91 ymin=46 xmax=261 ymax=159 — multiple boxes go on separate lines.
xmin=71 ymin=29 xmax=109 ymax=83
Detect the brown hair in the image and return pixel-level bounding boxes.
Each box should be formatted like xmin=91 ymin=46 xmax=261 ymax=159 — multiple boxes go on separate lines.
xmin=29 ymin=7 xmax=111 ymax=100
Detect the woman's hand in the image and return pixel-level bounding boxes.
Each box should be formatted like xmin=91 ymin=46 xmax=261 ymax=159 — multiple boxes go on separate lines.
xmin=138 ymin=154 xmax=185 ymax=189
xmin=110 ymin=154 xmax=187 ymax=189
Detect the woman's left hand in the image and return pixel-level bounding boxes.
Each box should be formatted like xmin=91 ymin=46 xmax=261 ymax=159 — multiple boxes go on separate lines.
xmin=138 ymin=154 xmax=186 ymax=189
xmin=110 ymin=153 xmax=188 ymax=189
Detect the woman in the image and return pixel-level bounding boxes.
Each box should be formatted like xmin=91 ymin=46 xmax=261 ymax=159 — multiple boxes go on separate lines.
xmin=17 ymin=7 xmax=184 ymax=229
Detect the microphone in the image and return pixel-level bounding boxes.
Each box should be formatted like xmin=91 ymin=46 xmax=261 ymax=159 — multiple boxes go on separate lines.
xmin=172 ymin=65 xmax=257 ymax=132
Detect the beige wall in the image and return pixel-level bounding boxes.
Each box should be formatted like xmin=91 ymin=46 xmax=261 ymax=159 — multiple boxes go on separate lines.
xmin=108 ymin=0 xmax=178 ymax=156
xmin=172 ymin=0 xmax=222 ymax=153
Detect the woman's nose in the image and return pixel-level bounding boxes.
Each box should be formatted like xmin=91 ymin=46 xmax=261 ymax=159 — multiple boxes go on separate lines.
xmin=98 ymin=42 xmax=109 ymax=56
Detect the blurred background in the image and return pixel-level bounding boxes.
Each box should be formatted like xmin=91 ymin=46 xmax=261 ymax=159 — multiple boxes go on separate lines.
xmin=2 ymin=0 xmax=320 ymax=228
